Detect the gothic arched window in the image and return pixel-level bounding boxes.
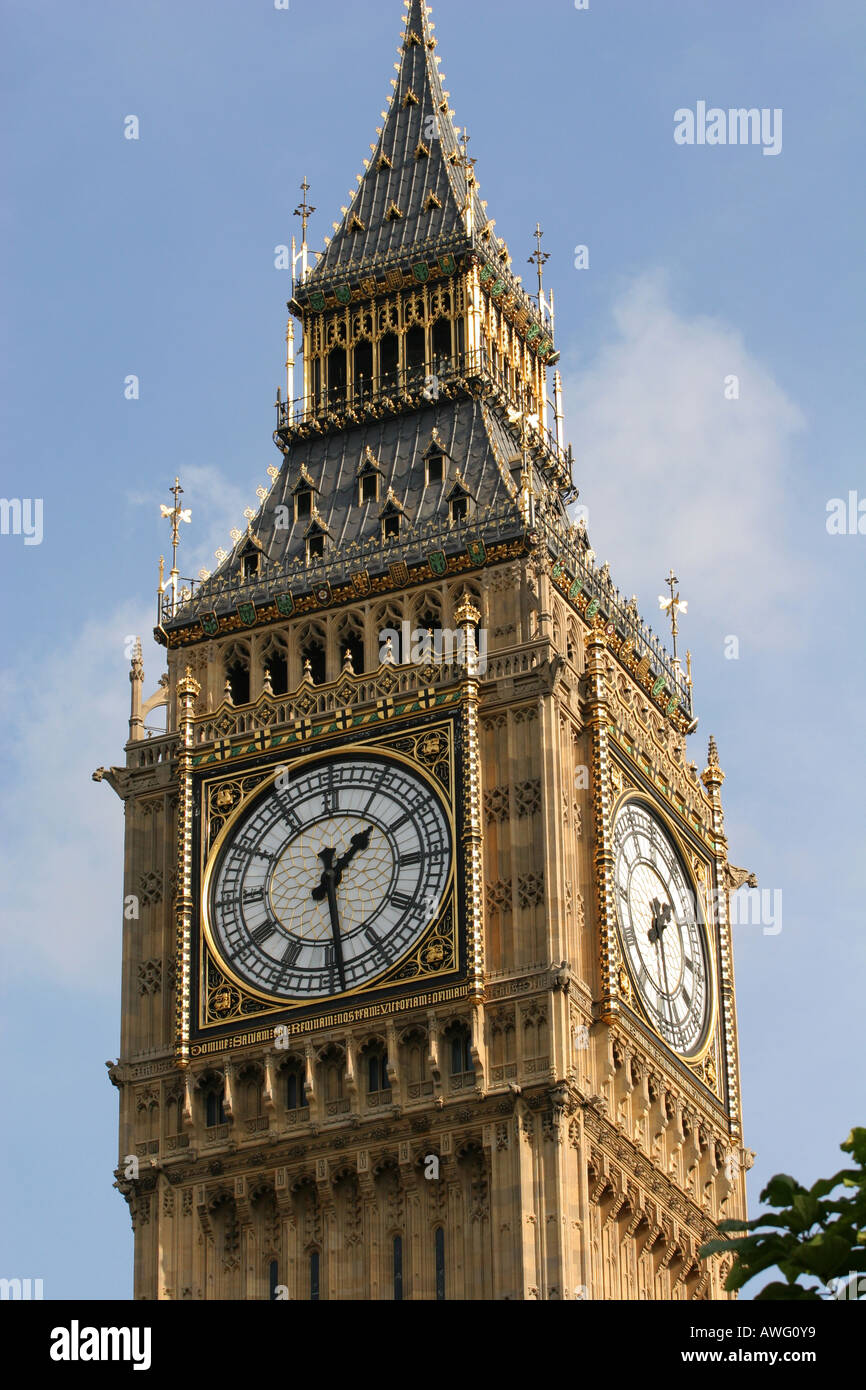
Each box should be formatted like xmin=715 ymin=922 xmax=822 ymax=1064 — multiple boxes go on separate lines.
xmin=393 ymin=1235 xmax=404 ymax=1302
xmin=205 ymin=1087 xmax=226 ymax=1129
xmin=434 ymin=1228 xmax=446 ymax=1302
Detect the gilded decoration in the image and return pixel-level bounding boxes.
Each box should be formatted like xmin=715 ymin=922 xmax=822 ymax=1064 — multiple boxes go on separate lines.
xmin=189 ymin=717 xmax=464 ymax=1037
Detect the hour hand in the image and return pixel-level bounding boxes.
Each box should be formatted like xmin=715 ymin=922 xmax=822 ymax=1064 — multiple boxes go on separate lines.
xmin=311 ymin=847 xmax=337 ymax=903
xmin=648 ymin=898 xmax=673 ymax=945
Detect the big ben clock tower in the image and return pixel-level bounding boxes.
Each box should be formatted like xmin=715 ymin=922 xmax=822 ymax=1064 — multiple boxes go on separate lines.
xmin=98 ymin=0 xmax=751 ymax=1301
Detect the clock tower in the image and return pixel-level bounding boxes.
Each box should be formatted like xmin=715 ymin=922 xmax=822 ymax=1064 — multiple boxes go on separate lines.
xmin=99 ymin=0 xmax=751 ymax=1300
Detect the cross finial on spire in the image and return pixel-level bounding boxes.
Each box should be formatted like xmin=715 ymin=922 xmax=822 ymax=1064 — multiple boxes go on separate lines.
xmin=528 ymin=221 xmax=551 ymax=302
xmin=658 ymin=568 xmax=688 ymax=670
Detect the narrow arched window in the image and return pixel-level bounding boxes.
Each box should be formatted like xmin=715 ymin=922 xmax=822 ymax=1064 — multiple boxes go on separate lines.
xmin=434 ymin=1228 xmax=446 ymax=1301
xmin=393 ymin=1235 xmax=404 ymax=1302
xmin=450 ymin=1032 xmax=473 ymax=1077
xmin=206 ymin=1088 xmax=226 ymax=1128
xmin=310 ymin=1250 xmax=321 ymax=1302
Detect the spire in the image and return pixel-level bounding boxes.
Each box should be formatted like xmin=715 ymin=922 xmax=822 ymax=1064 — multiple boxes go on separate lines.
xmin=301 ymin=0 xmax=489 ymax=288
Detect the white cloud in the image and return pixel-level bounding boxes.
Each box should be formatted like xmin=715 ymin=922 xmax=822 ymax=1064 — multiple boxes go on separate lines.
xmin=0 ymin=604 xmax=162 ymax=994
xmin=565 ymin=273 xmax=806 ymax=644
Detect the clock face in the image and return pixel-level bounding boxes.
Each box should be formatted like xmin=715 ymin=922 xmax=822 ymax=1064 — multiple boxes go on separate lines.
xmin=613 ymin=802 xmax=711 ymax=1057
xmin=206 ymin=752 xmax=453 ymax=1001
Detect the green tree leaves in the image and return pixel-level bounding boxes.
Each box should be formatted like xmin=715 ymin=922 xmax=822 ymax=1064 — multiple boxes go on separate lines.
xmin=699 ymin=1129 xmax=866 ymax=1300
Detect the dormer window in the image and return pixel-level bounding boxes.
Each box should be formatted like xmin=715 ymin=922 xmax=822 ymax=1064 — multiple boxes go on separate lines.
xmin=295 ymin=490 xmax=313 ymax=522
xmin=307 ymin=530 xmax=325 ymax=562
xmin=446 ymin=474 xmax=474 ymax=525
xmin=382 ymin=511 xmax=401 ymax=542
xmin=242 ymin=552 xmax=259 ymax=580
xmin=426 ymin=453 xmax=445 ymax=486
xmin=357 ymin=447 xmax=383 ymax=506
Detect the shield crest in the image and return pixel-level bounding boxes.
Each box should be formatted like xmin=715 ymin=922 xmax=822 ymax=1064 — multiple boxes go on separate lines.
xmin=413 ymin=262 xmax=430 ymax=284
xmin=361 ymin=277 xmax=377 ymax=297
xmin=336 ymin=284 xmax=352 ymax=305
xmin=389 ymin=561 xmax=409 ymax=588
xmin=351 ymin=570 xmax=371 ymax=597
xmin=569 ymin=579 xmax=583 ymax=601
xmin=666 ymin=696 xmax=679 ymax=717
xmin=653 ymin=676 xmax=667 ymax=698
xmin=491 ymin=279 xmax=506 ymax=298
xmin=428 ymin=551 xmax=447 ymax=578
xmin=200 ymin=613 xmax=220 ymax=638
xmin=526 ymin=323 xmax=542 ymax=343
xmin=314 ymin=581 xmax=333 ymax=607
xmin=480 ymin=264 xmax=495 ymax=285
xmin=309 ymin=291 xmax=326 ymax=313
xmin=552 ymin=562 xmax=564 ymax=583
xmin=237 ymin=602 xmax=257 ymax=628
xmin=466 ymin=538 xmax=487 ymax=568
xmin=439 ymin=253 xmax=456 ymax=276
xmin=585 ymin=598 xmax=600 ymax=621
xmin=276 ymin=593 xmax=295 ymax=618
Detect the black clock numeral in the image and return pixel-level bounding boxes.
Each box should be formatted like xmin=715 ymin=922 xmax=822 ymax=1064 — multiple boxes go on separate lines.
xmin=402 ymin=852 xmax=423 ymax=867
xmin=251 ymin=923 xmax=277 ymax=946
xmin=281 ymin=941 xmax=302 ymax=967
xmin=243 ymin=887 xmax=265 ymax=905
xmin=392 ymin=892 xmax=413 ymax=911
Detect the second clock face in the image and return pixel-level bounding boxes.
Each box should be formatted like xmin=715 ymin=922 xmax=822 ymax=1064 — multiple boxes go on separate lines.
xmin=613 ymin=801 xmax=711 ymax=1057
xmin=206 ymin=753 xmax=453 ymax=1001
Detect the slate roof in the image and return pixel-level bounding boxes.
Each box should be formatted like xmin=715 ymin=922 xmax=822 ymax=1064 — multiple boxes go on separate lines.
xmin=262 ymin=400 xmax=518 ymax=562
xmin=303 ymin=0 xmax=488 ymax=287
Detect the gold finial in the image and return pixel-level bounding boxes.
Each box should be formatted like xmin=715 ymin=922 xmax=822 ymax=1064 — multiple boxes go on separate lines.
xmin=702 ymin=736 xmax=725 ymax=791
xmin=686 ymin=650 xmax=694 ymax=691
xmin=158 ymin=555 xmax=165 ymax=594
xmin=455 ymin=592 xmax=481 ymax=628
xmin=658 ymin=569 xmax=688 ymax=671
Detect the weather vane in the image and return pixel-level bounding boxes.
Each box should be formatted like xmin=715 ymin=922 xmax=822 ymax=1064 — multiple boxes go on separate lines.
xmin=160 ymin=478 xmax=191 ymax=604
xmin=528 ymin=222 xmax=551 ymax=303
xmin=659 ymin=569 xmax=688 ymax=670
xmin=294 ymin=177 xmax=316 ymax=244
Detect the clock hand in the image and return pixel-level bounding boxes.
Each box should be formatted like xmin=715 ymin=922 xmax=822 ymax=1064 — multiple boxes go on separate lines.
xmin=648 ymin=897 xmax=673 ymax=946
xmin=311 ymin=826 xmax=373 ymax=902
xmin=314 ymin=848 xmax=347 ymax=993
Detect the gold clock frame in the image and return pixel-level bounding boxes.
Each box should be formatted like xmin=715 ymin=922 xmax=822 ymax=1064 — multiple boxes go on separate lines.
xmin=610 ymin=790 xmax=721 ymax=1069
xmin=199 ymin=738 xmax=459 ymax=1017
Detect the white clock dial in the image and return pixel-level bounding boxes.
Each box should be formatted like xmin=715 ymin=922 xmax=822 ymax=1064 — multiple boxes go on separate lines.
xmin=612 ymin=802 xmax=711 ymax=1057
xmin=206 ymin=753 xmax=452 ymax=1001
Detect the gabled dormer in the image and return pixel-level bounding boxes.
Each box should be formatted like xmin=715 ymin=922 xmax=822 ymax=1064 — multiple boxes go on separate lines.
xmin=423 ymin=432 xmax=451 ymax=487
xmin=292 ymin=465 xmax=320 ymax=523
xmin=446 ymin=471 xmax=476 ymax=525
xmin=379 ymin=490 xmax=405 ymax=543
xmin=304 ymin=511 xmax=331 ymax=563
xmin=237 ymin=532 xmax=266 ymax=582
xmin=357 ymin=447 xmax=384 ymax=506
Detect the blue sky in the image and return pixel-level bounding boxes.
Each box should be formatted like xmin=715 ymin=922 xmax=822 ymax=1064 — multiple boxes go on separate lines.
xmin=1 ymin=0 xmax=863 ymax=1299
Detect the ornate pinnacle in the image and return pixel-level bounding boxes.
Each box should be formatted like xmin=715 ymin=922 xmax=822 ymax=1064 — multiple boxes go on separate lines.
xmin=454 ymin=593 xmax=481 ymax=628
xmin=130 ymin=639 xmax=144 ymax=684
xmin=702 ymin=736 xmax=725 ymax=790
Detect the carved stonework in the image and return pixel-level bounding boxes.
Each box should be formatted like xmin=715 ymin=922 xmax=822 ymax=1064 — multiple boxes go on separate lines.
xmin=137 ymin=960 xmax=162 ymax=996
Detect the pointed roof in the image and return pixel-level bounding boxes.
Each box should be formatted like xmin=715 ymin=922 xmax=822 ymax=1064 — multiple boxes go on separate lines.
xmin=300 ymin=0 xmax=490 ymax=291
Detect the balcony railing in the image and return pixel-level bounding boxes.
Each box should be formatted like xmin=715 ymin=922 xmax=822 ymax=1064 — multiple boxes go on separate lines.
xmin=275 ymin=349 xmax=573 ymax=485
